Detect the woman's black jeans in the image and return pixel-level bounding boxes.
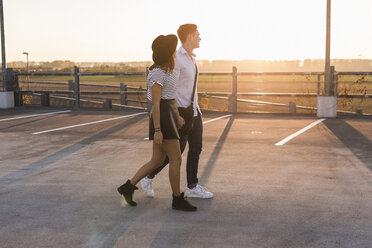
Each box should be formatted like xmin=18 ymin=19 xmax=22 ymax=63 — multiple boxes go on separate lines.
xmin=148 ymin=111 xmax=203 ymax=188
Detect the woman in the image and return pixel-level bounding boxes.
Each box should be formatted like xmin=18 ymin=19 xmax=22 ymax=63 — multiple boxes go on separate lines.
xmin=117 ymin=34 xmax=197 ymax=211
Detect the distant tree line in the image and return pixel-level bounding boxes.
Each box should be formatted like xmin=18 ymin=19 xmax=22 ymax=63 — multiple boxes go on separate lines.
xmin=5 ymin=60 xmax=149 ymax=73
xmin=4 ymin=59 xmax=372 ymax=73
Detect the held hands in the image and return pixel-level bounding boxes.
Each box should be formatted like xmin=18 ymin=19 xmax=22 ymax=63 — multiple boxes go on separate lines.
xmin=154 ymin=130 xmax=163 ymax=145
xmin=177 ymin=115 xmax=185 ymax=129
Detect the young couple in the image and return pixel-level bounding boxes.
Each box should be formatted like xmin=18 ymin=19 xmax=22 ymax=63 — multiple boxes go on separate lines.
xmin=117 ymin=24 xmax=213 ymax=212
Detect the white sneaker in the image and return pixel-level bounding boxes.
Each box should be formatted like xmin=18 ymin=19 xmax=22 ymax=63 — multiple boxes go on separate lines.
xmin=185 ymin=184 xmax=213 ymax=198
xmin=140 ymin=177 xmax=154 ymax=197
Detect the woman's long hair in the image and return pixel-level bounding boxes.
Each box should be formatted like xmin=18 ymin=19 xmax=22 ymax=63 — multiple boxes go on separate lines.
xmin=149 ymin=54 xmax=175 ymax=73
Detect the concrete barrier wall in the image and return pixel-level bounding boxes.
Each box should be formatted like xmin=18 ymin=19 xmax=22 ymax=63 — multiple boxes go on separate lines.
xmin=317 ymin=96 xmax=337 ymax=118
xmin=0 ymin=91 xmax=15 ymax=109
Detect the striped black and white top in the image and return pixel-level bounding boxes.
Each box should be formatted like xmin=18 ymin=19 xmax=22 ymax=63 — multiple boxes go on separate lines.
xmin=147 ymin=68 xmax=177 ymax=100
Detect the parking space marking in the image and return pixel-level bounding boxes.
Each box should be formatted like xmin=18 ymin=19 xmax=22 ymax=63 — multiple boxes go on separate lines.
xmin=202 ymin=114 xmax=232 ymax=124
xmin=275 ymin=118 xmax=326 ymax=146
xmin=32 ymin=112 xmax=147 ymax=135
xmin=143 ymin=114 xmax=232 ymax=140
xmin=0 ymin=110 xmax=72 ymax=122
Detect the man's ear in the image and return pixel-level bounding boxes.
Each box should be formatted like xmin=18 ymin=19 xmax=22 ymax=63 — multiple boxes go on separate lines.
xmin=185 ymin=33 xmax=192 ymax=43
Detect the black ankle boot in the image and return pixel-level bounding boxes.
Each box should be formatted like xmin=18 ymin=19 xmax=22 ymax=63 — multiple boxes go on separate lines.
xmin=117 ymin=180 xmax=138 ymax=206
xmin=172 ymin=193 xmax=197 ymax=211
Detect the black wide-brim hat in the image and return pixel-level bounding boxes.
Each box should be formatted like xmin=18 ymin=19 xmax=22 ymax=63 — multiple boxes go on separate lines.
xmin=152 ymin=34 xmax=178 ymax=65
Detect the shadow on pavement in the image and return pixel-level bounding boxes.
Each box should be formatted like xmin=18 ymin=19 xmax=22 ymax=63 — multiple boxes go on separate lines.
xmin=147 ymin=116 xmax=234 ymax=248
xmin=0 ymin=114 xmax=146 ymax=188
xmin=0 ymin=115 xmax=57 ymax=131
xmin=200 ymin=116 xmax=234 ymax=185
xmin=324 ymin=119 xmax=372 ymax=170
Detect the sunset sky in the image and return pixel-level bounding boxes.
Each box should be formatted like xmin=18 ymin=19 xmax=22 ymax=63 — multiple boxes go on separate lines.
xmin=4 ymin=0 xmax=372 ymax=62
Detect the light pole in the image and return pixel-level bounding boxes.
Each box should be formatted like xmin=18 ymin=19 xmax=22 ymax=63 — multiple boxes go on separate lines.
xmin=317 ymin=0 xmax=336 ymax=118
xmin=22 ymin=52 xmax=29 ymax=90
xmin=0 ymin=0 xmax=13 ymax=109
xmin=0 ymin=0 xmax=6 ymax=91
xmin=324 ymin=0 xmax=332 ymax=96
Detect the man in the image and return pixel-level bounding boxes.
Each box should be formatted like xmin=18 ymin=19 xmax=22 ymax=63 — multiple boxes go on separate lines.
xmin=140 ymin=24 xmax=213 ymax=199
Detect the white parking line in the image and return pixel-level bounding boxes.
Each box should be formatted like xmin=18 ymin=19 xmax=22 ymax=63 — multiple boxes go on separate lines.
xmin=275 ymin=119 xmax=326 ymax=146
xmin=33 ymin=112 xmax=147 ymax=135
xmin=0 ymin=110 xmax=72 ymax=122
xmin=202 ymin=114 xmax=232 ymax=124
xmin=143 ymin=114 xmax=232 ymax=140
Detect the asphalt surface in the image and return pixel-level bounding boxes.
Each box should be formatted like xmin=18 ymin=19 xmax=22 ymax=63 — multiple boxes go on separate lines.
xmin=0 ymin=107 xmax=372 ymax=248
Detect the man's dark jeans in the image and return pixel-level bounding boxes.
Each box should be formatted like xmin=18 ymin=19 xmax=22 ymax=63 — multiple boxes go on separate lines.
xmin=148 ymin=111 xmax=203 ymax=188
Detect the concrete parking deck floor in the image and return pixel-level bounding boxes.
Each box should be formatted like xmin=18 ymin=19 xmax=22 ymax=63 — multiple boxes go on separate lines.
xmin=0 ymin=107 xmax=372 ymax=248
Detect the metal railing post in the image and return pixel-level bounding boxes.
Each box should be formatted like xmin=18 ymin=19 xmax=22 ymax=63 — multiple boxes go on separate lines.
xmin=4 ymin=68 xmax=14 ymax=91
xmin=334 ymin=71 xmax=338 ymax=96
xmin=41 ymin=92 xmax=50 ymax=107
xmin=14 ymin=74 xmax=23 ymax=106
xmin=74 ymin=66 xmax=80 ymax=109
xmin=289 ymin=102 xmax=296 ymax=114
xmin=104 ymin=98 xmax=112 ymax=110
xmin=329 ymin=66 xmax=335 ymax=96
xmin=228 ymin=66 xmax=237 ymax=113
xmin=317 ymin=74 xmax=321 ymax=96
xmin=120 ymin=82 xmax=127 ymax=106
xmin=68 ymin=80 xmax=74 ymax=107
xmin=68 ymin=80 xmax=74 ymax=98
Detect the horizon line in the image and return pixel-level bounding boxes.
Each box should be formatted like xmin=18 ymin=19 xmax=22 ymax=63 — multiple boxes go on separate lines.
xmin=5 ymin=58 xmax=372 ymax=64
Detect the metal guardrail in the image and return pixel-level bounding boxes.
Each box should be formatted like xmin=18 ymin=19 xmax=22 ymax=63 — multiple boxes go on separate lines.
xmin=200 ymin=92 xmax=372 ymax=98
xmin=15 ymin=72 xmax=146 ymax=76
xmin=237 ymin=72 xmax=323 ymax=76
xmin=20 ymin=80 xmax=147 ymax=91
xmin=7 ymin=67 xmax=372 ymax=115
xmin=49 ymin=95 xmax=146 ymax=110
xmin=17 ymin=77 xmax=148 ymax=109
xmin=19 ymin=90 xmax=145 ymax=95
xmin=209 ymin=95 xmax=371 ymax=116
xmin=337 ymin=72 xmax=372 ymax=75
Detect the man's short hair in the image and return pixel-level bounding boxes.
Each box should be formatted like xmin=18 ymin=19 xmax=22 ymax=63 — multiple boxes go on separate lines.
xmin=177 ymin=24 xmax=197 ymax=43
